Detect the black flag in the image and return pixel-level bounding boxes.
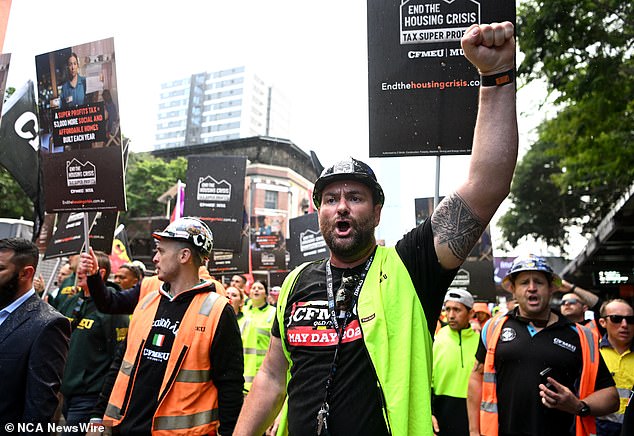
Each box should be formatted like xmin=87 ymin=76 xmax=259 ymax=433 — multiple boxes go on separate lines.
xmin=0 ymin=80 xmax=45 ymax=237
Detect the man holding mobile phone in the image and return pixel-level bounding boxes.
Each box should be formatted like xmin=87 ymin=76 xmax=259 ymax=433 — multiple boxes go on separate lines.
xmin=467 ymin=255 xmax=619 ymax=436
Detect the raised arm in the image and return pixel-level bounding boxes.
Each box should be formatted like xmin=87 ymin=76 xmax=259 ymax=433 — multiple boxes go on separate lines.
xmin=80 ymin=248 xmax=140 ymax=314
xmin=234 ymin=336 xmax=289 ymax=435
xmin=433 ymin=22 xmax=518 ymax=270
xmin=561 ymin=280 xmax=600 ymax=309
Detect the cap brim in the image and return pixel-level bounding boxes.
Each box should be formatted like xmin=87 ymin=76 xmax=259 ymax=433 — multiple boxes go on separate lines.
xmin=152 ymin=231 xmax=168 ymax=240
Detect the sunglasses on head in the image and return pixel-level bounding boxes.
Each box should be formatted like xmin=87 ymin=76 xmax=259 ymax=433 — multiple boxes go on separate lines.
xmin=561 ymin=299 xmax=579 ymax=306
xmin=604 ymin=314 xmax=634 ymax=325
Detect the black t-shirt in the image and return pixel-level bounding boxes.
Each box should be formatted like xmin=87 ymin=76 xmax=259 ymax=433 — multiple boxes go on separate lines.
xmin=475 ymin=309 xmax=615 ymax=436
xmin=271 ymin=218 xmax=457 ymax=435
xmin=118 ymin=285 xmax=244 ymax=436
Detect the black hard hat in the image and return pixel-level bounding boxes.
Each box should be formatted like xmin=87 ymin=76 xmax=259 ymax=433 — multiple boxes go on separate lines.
xmin=152 ymin=217 xmax=213 ymax=257
xmin=312 ymin=157 xmax=385 ymax=208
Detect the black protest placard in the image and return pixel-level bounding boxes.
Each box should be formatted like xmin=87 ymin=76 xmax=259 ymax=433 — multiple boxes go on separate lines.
xmin=288 ymin=213 xmax=329 ymax=269
xmin=43 ymin=212 xmax=97 ymax=259
xmin=183 ymin=156 xmax=246 ymax=251
xmin=251 ymin=212 xmax=288 ymax=271
xmin=36 ymin=37 xmax=126 ymax=213
xmin=367 ymin=0 xmax=515 ymax=157
xmin=41 ymin=147 xmax=126 ymax=212
xmin=207 ymin=234 xmax=250 ymax=276
xmin=87 ymin=211 xmax=118 ymax=254
xmin=251 ymin=246 xmax=287 ymax=271
xmin=43 ymin=211 xmax=118 ymax=259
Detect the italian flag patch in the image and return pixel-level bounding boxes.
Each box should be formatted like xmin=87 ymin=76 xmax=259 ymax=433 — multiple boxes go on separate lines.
xmin=152 ymin=334 xmax=165 ymax=347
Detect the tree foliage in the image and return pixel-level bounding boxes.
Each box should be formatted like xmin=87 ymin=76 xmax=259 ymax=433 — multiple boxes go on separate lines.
xmin=499 ymin=0 xmax=633 ymax=251
xmin=0 ymin=167 xmax=34 ymax=219
xmin=121 ymin=153 xmax=186 ymax=219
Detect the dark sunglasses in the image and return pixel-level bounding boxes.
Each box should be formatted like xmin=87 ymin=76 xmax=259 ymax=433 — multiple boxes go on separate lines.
xmin=561 ymin=299 xmax=580 ymax=306
xmin=604 ymin=314 xmax=634 ymax=325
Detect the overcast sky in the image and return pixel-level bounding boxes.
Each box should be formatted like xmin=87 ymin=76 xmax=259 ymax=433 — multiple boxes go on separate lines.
xmin=4 ymin=0 xmax=573 ymax=252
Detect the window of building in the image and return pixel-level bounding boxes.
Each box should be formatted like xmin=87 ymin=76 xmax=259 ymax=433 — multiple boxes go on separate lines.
xmin=264 ymin=190 xmax=278 ymax=209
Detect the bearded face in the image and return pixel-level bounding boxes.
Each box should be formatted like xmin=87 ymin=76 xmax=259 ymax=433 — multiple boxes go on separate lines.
xmin=0 ymin=270 xmax=21 ymax=309
xmin=320 ymin=208 xmax=377 ymax=260
xmin=317 ymin=180 xmax=381 ymax=264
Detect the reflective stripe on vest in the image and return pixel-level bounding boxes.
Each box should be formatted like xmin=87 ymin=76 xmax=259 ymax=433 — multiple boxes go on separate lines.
xmin=154 ymin=408 xmax=220 ymax=431
xmin=244 ymin=347 xmax=268 ymax=356
xmin=175 ymin=369 xmax=211 ymax=383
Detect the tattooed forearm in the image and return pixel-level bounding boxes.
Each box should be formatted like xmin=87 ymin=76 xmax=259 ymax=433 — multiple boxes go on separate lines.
xmin=431 ymin=193 xmax=485 ymax=261
xmin=473 ymin=361 xmax=484 ymax=375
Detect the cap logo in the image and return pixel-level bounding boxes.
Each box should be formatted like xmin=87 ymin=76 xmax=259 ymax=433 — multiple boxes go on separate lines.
xmin=333 ymin=161 xmax=354 ymax=173
xmin=192 ymin=234 xmax=205 ymax=247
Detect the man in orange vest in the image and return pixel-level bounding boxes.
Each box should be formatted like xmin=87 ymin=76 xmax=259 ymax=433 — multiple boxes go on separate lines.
xmin=81 ymin=217 xmax=243 ymax=435
xmin=467 ymin=254 xmax=618 ymax=436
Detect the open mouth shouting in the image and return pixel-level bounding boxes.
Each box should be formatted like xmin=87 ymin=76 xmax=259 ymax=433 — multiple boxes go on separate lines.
xmin=335 ymin=220 xmax=352 ymax=237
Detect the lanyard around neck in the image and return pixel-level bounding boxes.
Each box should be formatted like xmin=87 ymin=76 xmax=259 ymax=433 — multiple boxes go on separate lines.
xmin=325 ymin=254 xmax=373 ymax=332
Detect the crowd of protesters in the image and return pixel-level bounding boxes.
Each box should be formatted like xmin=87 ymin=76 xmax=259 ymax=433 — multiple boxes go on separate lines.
xmin=1 ymin=20 xmax=633 ymax=436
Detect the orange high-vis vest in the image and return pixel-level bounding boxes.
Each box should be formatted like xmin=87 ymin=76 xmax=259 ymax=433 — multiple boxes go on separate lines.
xmin=105 ymin=284 xmax=227 ymax=435
xmin=139 ymin=268 xmax=226 ymax=301
xmin=480 ymin=315 xmax=600 ymax=436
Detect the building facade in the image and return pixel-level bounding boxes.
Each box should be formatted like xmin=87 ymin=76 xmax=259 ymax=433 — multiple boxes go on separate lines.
xmin=154 ymin=66 xmax=290 ymax=151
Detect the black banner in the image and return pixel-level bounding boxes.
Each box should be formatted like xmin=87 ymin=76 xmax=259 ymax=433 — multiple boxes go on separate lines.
xmin=183 ymin=155 xmax=246 ymax=251
xmin=0 ymin=80 xmax=45 ymax=230
xmin=288 ymin=213 xmax=329 ymax=269
xmin=367 ymin=0 xmax=515 ymax=157
xmin=0 ymin=53 xmax=10 ymax=116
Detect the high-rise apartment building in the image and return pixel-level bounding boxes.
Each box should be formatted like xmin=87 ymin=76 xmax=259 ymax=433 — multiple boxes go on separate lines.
xmin=154 ymin=66 xmax=290 ymax=150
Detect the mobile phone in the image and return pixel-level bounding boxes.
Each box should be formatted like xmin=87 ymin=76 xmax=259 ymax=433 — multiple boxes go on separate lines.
xmin=540 ymin=367 xmax=555 ymax=390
